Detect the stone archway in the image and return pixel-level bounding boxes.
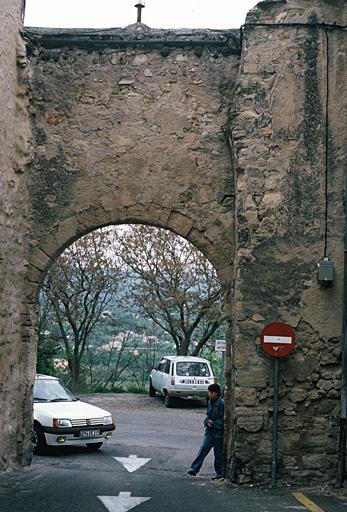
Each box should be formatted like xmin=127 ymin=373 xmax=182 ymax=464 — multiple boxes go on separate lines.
xmin=1 ymin=0 xmax=346 ymax=485
xmin=23 ymin=29 xmax=238 ymax=473
xmin=28 ymin=209 xmax=234 ymax=289
xmin=27 ymin=212 xmax=235 ymax=467
xmin=2 ymin=19 xmax=239 ymax=471
xmin=26 ymin=22 xmax=238 ymax=307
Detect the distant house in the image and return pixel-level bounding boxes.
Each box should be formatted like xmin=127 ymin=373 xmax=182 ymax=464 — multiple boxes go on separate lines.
xmin=53 ymin=358 xmax=68 ymax=371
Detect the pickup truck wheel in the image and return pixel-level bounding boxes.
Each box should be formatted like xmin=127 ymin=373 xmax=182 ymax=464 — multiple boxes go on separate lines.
xmin=164 ymin=392 xmax=174 ymax=408
xmin=86 ymin=442 xmax=103 ymax=451
xmin=32 ymin=424 xmax=48 ymax=455
xmin=149 ymin=381 xmax=156 ymax=397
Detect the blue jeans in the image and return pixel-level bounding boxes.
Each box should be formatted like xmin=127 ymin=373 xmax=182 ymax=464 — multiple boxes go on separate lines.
xmin=190 ymin=432 xmax=223 ymax=477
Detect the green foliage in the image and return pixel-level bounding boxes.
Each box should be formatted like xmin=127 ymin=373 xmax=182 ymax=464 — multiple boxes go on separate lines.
xmin=36 ymin=337 xmax=61 ymax=375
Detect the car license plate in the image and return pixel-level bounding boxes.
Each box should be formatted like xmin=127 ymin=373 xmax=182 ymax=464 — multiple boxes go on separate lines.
xmin=79 ymin=430 xmax=100 ymax=438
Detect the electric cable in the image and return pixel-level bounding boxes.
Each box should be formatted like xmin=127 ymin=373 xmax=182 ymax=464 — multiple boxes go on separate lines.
xmin=324 ymin=29 xmax=330 ymax=258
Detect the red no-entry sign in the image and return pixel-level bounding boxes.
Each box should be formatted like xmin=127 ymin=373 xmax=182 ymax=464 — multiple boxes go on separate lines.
xmin=260 ymin=322 xmax=296 ymax=358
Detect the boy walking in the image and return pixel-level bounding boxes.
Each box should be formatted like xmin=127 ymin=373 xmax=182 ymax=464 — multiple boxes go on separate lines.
xmin=188 ymin=383 xmax=224 ymax=480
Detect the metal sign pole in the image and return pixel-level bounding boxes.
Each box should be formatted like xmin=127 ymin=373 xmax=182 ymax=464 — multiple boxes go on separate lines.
xmin=259 ymin=323 xmax=295 ymax=486
xmin=271 ymin=357 xmax=280 ymax=487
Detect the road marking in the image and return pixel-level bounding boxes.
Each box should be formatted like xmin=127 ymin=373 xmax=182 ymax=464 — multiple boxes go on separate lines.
xmin=98 ymin=492 xmax=150 ymax=512
xmin=113 ymin=454 xmax=151 ymax=473
xmin=292 ymin=492 xmax=325 ymax=512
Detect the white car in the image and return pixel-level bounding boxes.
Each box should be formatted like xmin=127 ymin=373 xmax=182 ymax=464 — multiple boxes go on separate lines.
xmin=149 ymin=356 xmax=215 ymax=407
xmin=33 ymin=374 xmax=115 ymax=454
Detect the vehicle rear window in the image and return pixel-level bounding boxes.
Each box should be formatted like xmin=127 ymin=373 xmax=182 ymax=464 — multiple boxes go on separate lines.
xmin=176 ymin=362 xmax=211 ymax=377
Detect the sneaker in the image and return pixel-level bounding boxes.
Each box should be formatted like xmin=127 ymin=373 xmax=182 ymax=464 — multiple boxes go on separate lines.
xmin=187 ymin=470 xmax=197 ymax=476
xmin=211 ymin=475 xmax=224 ymax=480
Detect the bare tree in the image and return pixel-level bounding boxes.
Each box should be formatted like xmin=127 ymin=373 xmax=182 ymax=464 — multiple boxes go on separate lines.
xmin=42 ymin=229 xmax=122 ymax=391
xmin=101 ymin=331 xmax=140 ymax=389
xmin=129 ymin=328 xmax=163 ymax=390
xmin=116 ymin=225 xmax=225 ymax=356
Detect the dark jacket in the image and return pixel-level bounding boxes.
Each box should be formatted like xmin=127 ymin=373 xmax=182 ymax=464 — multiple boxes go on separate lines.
xmin=204 ymin=396 xmax=224 ymax=438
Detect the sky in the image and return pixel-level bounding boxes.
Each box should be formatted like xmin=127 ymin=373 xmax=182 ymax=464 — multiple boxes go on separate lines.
xmin=24 ymin=0 xmax=258 ymax=30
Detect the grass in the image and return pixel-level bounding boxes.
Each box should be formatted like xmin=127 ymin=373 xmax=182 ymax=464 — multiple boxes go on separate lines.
xmin=90 ymin=384 xmax=147 ymax=394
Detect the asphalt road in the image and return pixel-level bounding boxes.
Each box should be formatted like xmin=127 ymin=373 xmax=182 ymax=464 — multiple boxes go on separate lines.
xmin=0 ymin=393 xmax=346 ymax=512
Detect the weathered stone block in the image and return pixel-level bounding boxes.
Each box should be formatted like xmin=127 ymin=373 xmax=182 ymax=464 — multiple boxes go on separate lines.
xmin=302 ymin=454 xmax=334 ymax=470
xmin=237 ymin=409 xmax=266 ymax=432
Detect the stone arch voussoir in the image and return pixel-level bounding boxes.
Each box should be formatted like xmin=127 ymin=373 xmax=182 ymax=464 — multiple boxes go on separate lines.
xmin=27 ymin=203 xmax=234 ymax=301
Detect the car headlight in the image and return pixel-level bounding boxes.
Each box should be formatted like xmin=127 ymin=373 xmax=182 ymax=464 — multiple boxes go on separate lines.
xmin=53 ymin=418 xmax=72 ymax=428
xmin=103 ymin=416 xmax=113 ymax=425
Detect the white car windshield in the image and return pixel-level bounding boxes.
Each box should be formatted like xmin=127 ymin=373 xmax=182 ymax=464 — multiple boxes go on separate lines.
xmin=176 ymin=362 xmax=211 ymax=377
xmin=34 ymin=379 xmax=76 ymax=402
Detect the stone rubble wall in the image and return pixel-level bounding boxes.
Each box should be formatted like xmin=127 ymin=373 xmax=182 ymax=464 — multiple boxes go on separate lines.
xmin=0 ymin=0 xmax=35 ymax=470
xmin=24 ymin=26 xmax=239 ymax=282
xmin=228 ymin=0 xmax=346 ymax=484
xmin=0 ymin=0 xmax=346 ymax=485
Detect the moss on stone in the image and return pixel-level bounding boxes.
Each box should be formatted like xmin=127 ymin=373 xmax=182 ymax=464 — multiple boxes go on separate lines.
xmin=303 ymin=12 xmax=323 ymax=164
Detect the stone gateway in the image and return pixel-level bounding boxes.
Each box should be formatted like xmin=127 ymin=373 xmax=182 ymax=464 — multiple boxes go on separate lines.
xmin=0 ymin=0 xmax=346 ymax=485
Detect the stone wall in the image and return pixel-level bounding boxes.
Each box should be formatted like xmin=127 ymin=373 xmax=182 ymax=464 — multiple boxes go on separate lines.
xmin=24 ymin=26 xmax=239 ymax=283
xmin=0 ymin=0 xmax=346 ymax=484
xmin=0 ymin=0 xmax=34 ymax=470
xmin=227 ymin=0 xmax=346 ymax=484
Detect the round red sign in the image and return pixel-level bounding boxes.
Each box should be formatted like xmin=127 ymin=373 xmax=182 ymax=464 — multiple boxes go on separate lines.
xmin=260 ymin=322 xmax=296 ymax=358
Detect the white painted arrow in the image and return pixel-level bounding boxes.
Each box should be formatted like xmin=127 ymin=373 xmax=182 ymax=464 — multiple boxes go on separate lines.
xmin=113 ymin=454 xmax=151 ymax=473
xmin=98 ymin=492 xmax=150 ymax=512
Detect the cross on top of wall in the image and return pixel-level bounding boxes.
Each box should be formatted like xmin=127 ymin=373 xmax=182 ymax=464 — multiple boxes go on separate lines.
xmin=135 ymin=0 xmax=145 ymax=23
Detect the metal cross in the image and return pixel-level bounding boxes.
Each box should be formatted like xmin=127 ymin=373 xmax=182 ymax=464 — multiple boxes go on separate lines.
xmin=135 ymin=1 xmax=145 ymax=23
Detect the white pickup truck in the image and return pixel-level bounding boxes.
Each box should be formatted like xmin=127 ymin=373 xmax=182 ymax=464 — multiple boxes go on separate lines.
xmin=149 ymin=356 xmax=215 ymax=407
